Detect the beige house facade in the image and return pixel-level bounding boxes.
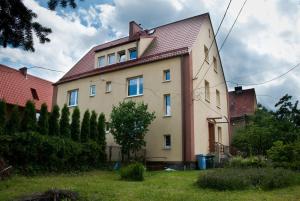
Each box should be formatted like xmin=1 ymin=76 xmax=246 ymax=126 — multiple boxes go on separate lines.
xmin=54 ymin=13 xmax=230 ymax=168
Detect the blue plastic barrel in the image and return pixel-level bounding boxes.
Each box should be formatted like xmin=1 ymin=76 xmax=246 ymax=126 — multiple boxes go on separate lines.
xmin=196 ymin=154 xmax=206 ymax=170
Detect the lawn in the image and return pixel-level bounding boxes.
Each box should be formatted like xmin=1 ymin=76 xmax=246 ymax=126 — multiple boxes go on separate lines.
xmin=1 ymin=170 xmax=300 ymax=201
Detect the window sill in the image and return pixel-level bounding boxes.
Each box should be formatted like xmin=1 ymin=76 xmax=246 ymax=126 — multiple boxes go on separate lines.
xmin=163 ymin=115 xmax=172 ymax=118
xmin=126 ymin=94 xmax=143 ymax=98
xmin=68 ymin=105 xmax=78 ymax=108
xmin=105 ymin=91 xmax=111 ymax=94
xmin=90 ymin=95 xmax=96 ymax=97
xmin=163 ymin=147 xmax=171 ymax=150
xmin=162 ymin=80 xmax=171 ymax=83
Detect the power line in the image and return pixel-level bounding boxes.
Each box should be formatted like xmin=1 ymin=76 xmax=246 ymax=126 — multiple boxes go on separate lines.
xmin=28 ymin=66 xmax=66 ymax=73
xmin=193 ymin=0 xmax=232 ymax=79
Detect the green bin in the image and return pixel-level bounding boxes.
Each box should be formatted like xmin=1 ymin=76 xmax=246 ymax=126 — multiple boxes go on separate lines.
xmin=205 ymin=155 xmax=215 ymax=168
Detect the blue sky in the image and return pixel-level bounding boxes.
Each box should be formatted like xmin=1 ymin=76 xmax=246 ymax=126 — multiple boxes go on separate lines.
xmin=0 ymin=0 xmax=299 ymax=109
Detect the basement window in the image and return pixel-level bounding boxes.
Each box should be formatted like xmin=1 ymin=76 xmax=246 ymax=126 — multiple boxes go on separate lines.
xmin=164 ymin=135 xmax=171 ymax=149
xmin=30 ymin=88 xmax=39 ymax=100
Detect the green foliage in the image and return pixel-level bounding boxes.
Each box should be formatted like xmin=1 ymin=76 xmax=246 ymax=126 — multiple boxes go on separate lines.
xmin=197 ymin=168 xmax=298 ymax=191
xmin=267 ymin=140 xmax=300 ymax=170
xmin=48 ymin=105 xmax=60 ymax=136
xmin=0 ymin=99 xmax=6 ymax=134
xmin=0 ymin=132 xmax=106 ymax=173
xmin=21 ymin=100 xmax=37 ymax=132
xmin=60 ymin=104 xmax=71 ymax=138
xmin=110 ymin=101 xmax=155 ymax=159
xmin=5 ymin=105 xmax=20 ymax=134
xmin=120 ymin=163 xmax=145 ymax=181
xmin=71 ymin=107 xmax=80 ymax=142
xmin=97 ymin=113 xmax=106 ymax=149
xmin=81 ymin=110 xmax=90 ymax=143
xmin=89 ymin=111 xmax=98 ymax=141
xmin=228 ymin=156 xmax=268 ymax=168
xmin=37 ymin=103 xmax=49 ymax=135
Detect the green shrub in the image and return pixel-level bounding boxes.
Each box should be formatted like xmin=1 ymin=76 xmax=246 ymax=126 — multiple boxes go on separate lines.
xmin=60 ymin=104 xmax=71 ymax=138
xmin=81 ymin=110 xmax=90 ymax=142
xmin=229 ymin=156 xmax=268 ymax=168
xmin=21 ymin=100 xmax=36 ymax=132
xmin=120 ymin=162 xmax=145 ymax=181
xmin=49 ymin=105 xmax=60 ymax=136
xmin=37 ymin=103 xmax=49 ymax=135
xmin=197 ymin=168 xmax=298 ymax=191
xmin=0 ymin=99 xmax=6 ymax=135
xmin=71 ymin=107 xmax=80 ymax=142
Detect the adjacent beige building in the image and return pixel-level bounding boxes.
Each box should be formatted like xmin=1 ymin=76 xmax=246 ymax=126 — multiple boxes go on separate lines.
xmin=54 ymin=13 xmax=230 ymax=168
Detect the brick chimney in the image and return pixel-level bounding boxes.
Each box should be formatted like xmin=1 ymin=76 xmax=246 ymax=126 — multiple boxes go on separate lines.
xmin=19 ymin=67 xmax=28 ymax=78
xmin=129 ymin=21 xmax=143 ymax=40
xmin=234 ymin=86 xmax=243 ymax=94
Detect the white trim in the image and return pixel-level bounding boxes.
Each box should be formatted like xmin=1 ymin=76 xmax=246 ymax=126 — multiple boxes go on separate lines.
xmin=127 ymin=76 xmax=143 ymax=97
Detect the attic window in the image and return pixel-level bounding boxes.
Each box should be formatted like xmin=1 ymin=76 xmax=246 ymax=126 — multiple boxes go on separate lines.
xmin=30 ymin=88 xmax=39 ymax=100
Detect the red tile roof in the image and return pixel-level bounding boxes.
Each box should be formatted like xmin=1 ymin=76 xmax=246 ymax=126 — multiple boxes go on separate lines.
xmin=0 ymin=64 xmax=53 ymax=111
xmin=57 ymin=13 xmax=209 ymax=84
xmin=229 ymin=88 xmax=257 ymax=118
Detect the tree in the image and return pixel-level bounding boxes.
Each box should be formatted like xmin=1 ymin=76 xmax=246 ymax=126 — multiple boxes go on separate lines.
xmin=37 ymin=103 xmax=49 ymax=135
xmin=90 ymin=110 xmax=98 ymax=141
xmin=71 ymin=107 xmax=80 ymax=142
xmin=60 ymin=104 xmax=71 ymax=138
xmin=97 ymin=112 xmax=106 ymax=150
xmin=110 ymin=101 xmax=155 ymax=160
xmin=81 ymin=110 xmax=90 ymax=142
xmin=48 ymin=105 xmax=60 ymax=136
xmin=21 ymin=100 xmax=36 ymax=132
xmin=0 ymin=99 xmax=6 ymax=134
xmin=5 ymin=105 xmax=20 ymax=134
xmin=0 ymin=0 xmax=82 ymax=51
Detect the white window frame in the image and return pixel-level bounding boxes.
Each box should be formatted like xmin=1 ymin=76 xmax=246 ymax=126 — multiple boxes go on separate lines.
xmin=68 ymin=89 xmax=78 ymax=107
xmin=129 ymin=48 xmax=137 ymax=60
xmin=163 ymin=69 xmax=171 ymax=82
xmin=106 ymin=81 xmax=112 ymax=93
xmin=164 ymin=94 xmax=171 ymax=116
xmin=90 ymin=85 xmax=96 ymax=97
xmin=107 ymin=53 xmax=116 ymax=65
xmin=98 ymin=56 xmax=105 ymax=68
xmin=164 ymin=135 xmax=171 ymax=149
xmin=216 ymin=89 xmax=221 ymax=108
xmin=205 ymin=80 xmax=210 ymax=102
xmin=127 ymin=76 xmax=143 ymax=97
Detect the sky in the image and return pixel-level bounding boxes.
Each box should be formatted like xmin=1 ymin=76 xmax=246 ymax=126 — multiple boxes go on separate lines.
xmin=0 ymin=0 xmax=299 ymax=109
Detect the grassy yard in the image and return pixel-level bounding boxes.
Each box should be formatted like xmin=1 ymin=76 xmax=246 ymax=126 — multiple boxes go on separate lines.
xmin=0 ymin=170 xmax=300 ymax=201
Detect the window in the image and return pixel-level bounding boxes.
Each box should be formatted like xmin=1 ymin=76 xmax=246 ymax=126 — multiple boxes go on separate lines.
xmin=218 ymin=127 xmax=222 ymax=144
xmin=128 ymin=76 xmax=143 ymax=96
xmin=30 ymin=88 xmax=39 ymax=100
xmin=129 ymin=48 xmax=137 ymax=60
xmin=204 ymin=45 xmax=209 ymax=62
xmin=106 ymin=81 xmax=112 ymax=93
xmin=118 ymin=51 xmax=126 ymax=62
xmin=98 ymin=56 xmax=105 ymax=67
xmin=68 ymin=89 xmax=78 ymax=106
xmin=164 ymin=135 xmax=171 ymax=149
xmin=90 ymin=85 xmax=96 ymax=97
xmin=205 ymin=80 xmax=210 ymax=102
xmin=208 ymin=29 xmax=211 ymax=38
xmin=108 ymin=53 xmax=115 ymax=65
xmin=213 ymin=57 xmax=217 ymax=72
xmin=163 ymin=69 xmax=170 ymax=81
xmin=216 ymin=89 xmax=220 ymax=108
xmin=164 ymin=94 xmax=171 ymax=116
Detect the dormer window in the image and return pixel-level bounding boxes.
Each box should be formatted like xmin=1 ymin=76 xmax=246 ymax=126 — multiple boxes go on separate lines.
xmin=108 ymin=53 xmax=116 ymax=65
xmin=129 ymin=48 xmax=137 ymax=60
xmin=118 ymin=51 xmax=126 ymax=62
xmin=98 ymin=56 xmax=105 ymax=68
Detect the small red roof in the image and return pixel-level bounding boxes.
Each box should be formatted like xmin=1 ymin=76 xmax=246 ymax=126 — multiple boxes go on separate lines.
xmin=57 ymin=13 xmax=209 ymax=84
xmin=229 ymin=88 xmax=257 ymax=118
xmin=0 ymin=64 xmax=53 ymax=111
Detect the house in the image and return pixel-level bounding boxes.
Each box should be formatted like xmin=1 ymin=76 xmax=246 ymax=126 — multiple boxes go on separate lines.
xmin=0 ymin=64 xmax=53 ymax=113
xmin=53 ymin=13 xmax=230 ymax=169
xmin=229 ymin=86 xmax=257 ymax=143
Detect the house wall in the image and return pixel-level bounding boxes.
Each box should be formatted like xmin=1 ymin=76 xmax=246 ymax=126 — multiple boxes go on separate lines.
xmin=191 ymin=17 xmax=230 ymax=155
xmin=55 ymin=57 xmax=183 ymax=162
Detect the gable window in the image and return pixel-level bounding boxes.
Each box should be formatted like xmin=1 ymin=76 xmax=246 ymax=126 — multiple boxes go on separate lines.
xmin=106 ymin=81 xmax=112 ymax=93
xmin=90 ymin=85 xmax=96 ymax=97
xmin=213 ymin=57 xmax=217 ymax=72
xmin=108 ymin=53 xmax=115 ymax=65
xmin=129 ymin=48 xmax=137 ymax=60
xmin=98 ymin=56 xmax=105 ymax=67
xmin=128 ymin=76 xmax=143 ymax=96
xmin=204 ymin=45 xmax=209 ymax=63
xmin=68 ymin=89 xmax=78 ymax=107
xmin=118 ymin=51 xmax=126 ymax=62
xmin=163 ymin=69 xmax=170 ymax=81
xmin=164 ymin=135 xmax=171 ymax=149
xmin=30 ymin=88 xmax=39 ymax=100
xmin=164 ymin=94 xmax=171 ymax=116
xmin=216 ymin=89 xmax=220 ymax=108
xmin=205 ymin=80 xmax=210 ymax=102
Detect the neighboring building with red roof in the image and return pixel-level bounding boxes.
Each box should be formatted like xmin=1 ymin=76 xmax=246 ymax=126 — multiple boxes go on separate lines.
xmin=0 ymin=64 xmax=53 ymax=112
xmin=54 ymin=13 xmax=230 ymax=169
xmin=229 ymin=87 xmax=257 ymax=143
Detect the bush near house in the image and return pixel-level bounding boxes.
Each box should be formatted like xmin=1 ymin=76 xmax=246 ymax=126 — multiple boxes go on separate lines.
xmin=120 ymin=162 xmax=145 ymax=181
xmin=228 ymin=156 xmax=268 ymax=168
